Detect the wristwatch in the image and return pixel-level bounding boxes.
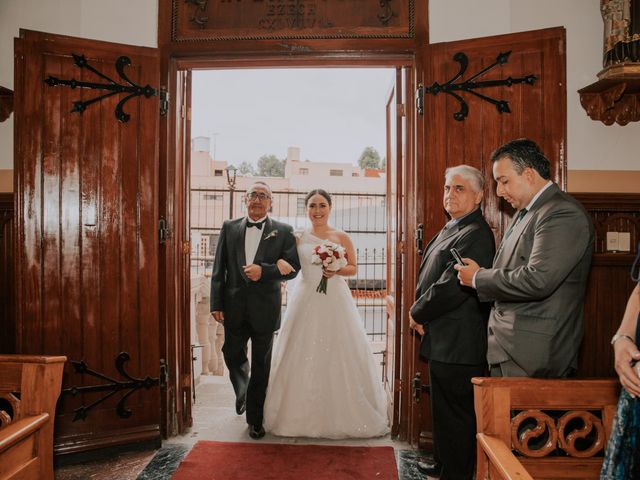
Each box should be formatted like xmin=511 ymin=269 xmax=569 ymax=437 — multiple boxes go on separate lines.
xmin=610 ymin=333 xmax=635 ymax=345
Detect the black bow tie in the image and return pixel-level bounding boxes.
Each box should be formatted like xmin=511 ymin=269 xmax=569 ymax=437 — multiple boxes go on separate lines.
xmin=246 ymin=220 xmax=265 ymax=229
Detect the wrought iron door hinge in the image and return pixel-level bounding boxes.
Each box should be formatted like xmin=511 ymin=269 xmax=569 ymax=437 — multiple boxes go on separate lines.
xmin=160 ymin=86 xmax=169 ymax=117
xmin=45 ymin=54 xmax=157 ymax=123
xmin=415 ymin=223 xmax=424 ymax=255
xmin=422 ymin=51 xmax=536 ymax=121
xmin=159 ymin=358 xmax=167 ymax=388
xmin=61 ymin=352 xmax=160 ymax=421
xmin=412 ymin=371 xmax=430 ymax=402
xmin=416 ymin=83 xmax=424 ymax=116
xmin=159 ymin=216 xmax=172 ymax=244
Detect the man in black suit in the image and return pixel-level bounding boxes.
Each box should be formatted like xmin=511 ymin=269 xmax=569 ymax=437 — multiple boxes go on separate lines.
xmin=410 ymin=165 xmax=495 ymax=480
xmin=210 ymin=181 xmax=300 ymax=439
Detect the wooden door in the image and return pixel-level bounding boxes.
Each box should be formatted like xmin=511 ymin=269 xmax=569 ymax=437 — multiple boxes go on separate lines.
xmin=410 ymin=27 xmax=567 ymax=446
xmin=159 ymin=65 xmax=192 ymax=437
xmin=14 ymin=30 xmax=161 ymax=454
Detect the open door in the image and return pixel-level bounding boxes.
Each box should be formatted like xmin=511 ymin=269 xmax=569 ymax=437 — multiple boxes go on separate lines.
xmin=14 ymin=30 xmax=162 ymax=454
xmin=410 ymin=27 xmax=567 ymax=445
xmin=385 ymin=66 xmax=416 ymax=440
xmin=384 ymin=70 xmax=401 ymax=436
xmin=160 ymin=67 xmax=194 ymax=435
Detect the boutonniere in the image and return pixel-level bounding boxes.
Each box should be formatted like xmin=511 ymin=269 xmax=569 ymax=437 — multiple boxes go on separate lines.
xmin=263 ymin=230 xmax=279 ymax=241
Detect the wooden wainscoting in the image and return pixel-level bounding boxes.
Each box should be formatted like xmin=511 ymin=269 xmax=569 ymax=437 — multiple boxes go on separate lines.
xmin=573 ymin=193 xmax=640 ymax=378
xmin=0 ymin=192 xmax=14 ymax=354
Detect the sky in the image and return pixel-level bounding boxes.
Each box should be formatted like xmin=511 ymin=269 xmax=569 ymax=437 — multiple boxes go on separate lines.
xmin=191 ymin=68 xmax=396 ymax=167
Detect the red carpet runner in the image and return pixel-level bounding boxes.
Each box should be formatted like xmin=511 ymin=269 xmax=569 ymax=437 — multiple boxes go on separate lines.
xmin=171 ymin=440 xmax=399 ymax=480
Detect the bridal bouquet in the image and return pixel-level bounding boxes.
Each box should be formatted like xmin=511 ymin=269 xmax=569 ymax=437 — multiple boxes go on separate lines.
xmin=311 ymin=240 xmax=348 ymax=294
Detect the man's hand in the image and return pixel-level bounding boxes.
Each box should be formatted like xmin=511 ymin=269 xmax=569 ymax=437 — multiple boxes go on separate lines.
xmin=453 ymin=258 xmax=481 ymax=288
xmin=614 ymin=339 xmax=640 ymax=397
xmin=211 ymin=311 xmax=224 ymax=324
xmin=243 ymin=264 xmax=263 ymax=281
xmin=409 ymin=314 xmax=425 ymax=336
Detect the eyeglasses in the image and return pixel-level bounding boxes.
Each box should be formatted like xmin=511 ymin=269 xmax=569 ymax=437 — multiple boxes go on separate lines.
xmin=246 ymin=192 xmax=271 ymax=201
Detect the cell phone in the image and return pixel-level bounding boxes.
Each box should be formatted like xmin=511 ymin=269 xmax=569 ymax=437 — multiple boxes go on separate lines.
xmin=450 ymin=247 xmax=466 ymax=266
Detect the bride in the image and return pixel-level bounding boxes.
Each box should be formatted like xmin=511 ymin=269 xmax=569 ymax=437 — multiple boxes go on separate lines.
xmin=263 ymin=189 xmax=390 ymax=439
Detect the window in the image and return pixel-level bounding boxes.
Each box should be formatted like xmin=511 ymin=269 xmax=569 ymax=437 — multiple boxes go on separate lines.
xmin=299 ymin=168 xmax=309 ymax=175
xmin=329 ymin=169 xmax=343 ymax=176
xmin=297 ymin=198 xmax=306 ymax=216
xmin=352 ymin=172 xmax=359 ymax=177
xmin=214 ymin=169 xmax=223 ymax=176
xmin=203 ymin=194 xmax=223 ymax=201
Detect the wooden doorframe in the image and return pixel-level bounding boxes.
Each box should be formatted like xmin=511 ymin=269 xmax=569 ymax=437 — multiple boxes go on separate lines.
xmin=156 ymin=0 xmax=429 ymax=440
xmin=159 ymin=55 xmax=421 ymax=440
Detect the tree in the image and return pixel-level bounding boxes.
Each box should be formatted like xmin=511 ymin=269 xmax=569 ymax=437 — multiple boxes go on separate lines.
xmin=358 ymin=146 xmax=382 ymax=170
xmin=257 ymin=154 xmax=285 ymax=177
xmin=238 ymin=161 xmax=255 ymax=176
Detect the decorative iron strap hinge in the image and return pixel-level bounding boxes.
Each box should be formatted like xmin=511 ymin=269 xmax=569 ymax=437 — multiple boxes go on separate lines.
xmin=61 ymin=352 xmax=160 ymax=421
xmin=416 ymin=51 xmax=536 ymax=121
xmin=160 ymin=86 xmax=169 ymax=117
xmin=45 ymin=54 xmax=157 ymax=123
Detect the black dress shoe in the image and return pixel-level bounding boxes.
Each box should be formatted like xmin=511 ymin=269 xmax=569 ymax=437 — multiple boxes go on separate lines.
xmin=249 ymin=424 xmax=265 ymax=439
xmin=235 ymin=395 xmax=246 ymax=415
xmin=416 ymin=460 xmax=442 ymax=476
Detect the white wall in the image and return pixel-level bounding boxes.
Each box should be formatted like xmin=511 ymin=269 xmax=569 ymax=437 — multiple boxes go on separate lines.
xmin=429 ymin=0 xmax=640 ymax=171
xmin=1 ymin=1 xmax=637 ymax=172
xmin=0 ymin=0 xmax=158 ymax=169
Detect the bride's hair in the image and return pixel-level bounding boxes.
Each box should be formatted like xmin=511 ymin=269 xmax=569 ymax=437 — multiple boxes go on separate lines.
xmin=305 ymin=189 xmax=332 ymax=207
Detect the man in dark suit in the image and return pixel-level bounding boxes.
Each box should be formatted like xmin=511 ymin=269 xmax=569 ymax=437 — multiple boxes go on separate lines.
xmin=410 ymin=165 xmax=495 ymax=480
xmin=210 ymin=181 xmax=300 ymax=439
xmin=456 ymin=139 xmax=594 ymax=378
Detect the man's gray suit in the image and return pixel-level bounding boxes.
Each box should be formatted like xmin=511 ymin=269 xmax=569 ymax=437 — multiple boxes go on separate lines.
xmin=475 ymin=184 xmax=594 ymax=377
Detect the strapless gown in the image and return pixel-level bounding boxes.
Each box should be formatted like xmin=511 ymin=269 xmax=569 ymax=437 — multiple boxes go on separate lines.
xmin=263 ymin=230 xmax=390 ymax=439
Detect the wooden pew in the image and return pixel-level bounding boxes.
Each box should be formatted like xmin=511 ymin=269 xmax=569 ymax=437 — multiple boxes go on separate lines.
xmin=0 ymin=355 xmax=66 ymax=480
xmin=473 ymin=377 xmax=619 ymax=480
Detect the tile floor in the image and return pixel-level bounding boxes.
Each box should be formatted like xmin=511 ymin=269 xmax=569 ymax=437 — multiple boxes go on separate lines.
xmin=55 ymin=373 xmax=436 ymax=479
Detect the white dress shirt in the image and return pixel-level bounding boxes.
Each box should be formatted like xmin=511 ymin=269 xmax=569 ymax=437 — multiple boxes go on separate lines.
xmin=245 ymin=216 xmax=267 ymax=265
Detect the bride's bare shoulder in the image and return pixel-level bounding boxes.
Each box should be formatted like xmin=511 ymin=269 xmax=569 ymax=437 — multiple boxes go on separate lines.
xmin=332 ymin=229 xmax=353 ymax=245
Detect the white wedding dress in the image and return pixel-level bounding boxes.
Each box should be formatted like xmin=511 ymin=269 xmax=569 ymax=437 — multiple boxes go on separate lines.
xmin=263 ymin=230 xmax=390 ymax=439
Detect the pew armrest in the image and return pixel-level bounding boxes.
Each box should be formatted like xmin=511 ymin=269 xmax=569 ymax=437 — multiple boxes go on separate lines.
xmin=477 ymin=433 xmax=534 ymax=480
xmin=0 ymin=414 xmax=50 ymax=454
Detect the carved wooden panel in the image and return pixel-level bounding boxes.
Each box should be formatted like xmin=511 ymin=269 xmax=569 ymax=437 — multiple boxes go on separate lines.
xmin=171 ymin=0 xmax=414 ymax=42
xmin=573 ymin=193 xmax=640 ymax=378
xmin=0 ymin=193 xmax=14 ymax=354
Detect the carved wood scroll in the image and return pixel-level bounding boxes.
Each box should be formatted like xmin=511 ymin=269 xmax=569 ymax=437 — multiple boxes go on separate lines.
xmin=172 ymin=0 xmax=414 ymax=41
xmin=511 ymin=409 xmax=606 ymax=459
xmin=579 ymin=74 xmax=640 ymax=126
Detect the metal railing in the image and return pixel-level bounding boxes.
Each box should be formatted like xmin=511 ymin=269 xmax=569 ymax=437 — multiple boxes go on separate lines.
xmin=190 ymin=188 xmax=387 ymax=341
